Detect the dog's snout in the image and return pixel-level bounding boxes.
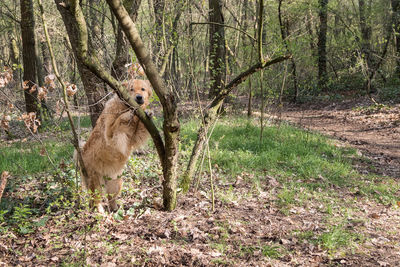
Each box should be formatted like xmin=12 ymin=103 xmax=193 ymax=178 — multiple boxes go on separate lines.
xmin=135 ymin=94 xmax=144 ymax=104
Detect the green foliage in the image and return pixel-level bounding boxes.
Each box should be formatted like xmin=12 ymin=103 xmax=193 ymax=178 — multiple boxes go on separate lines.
xmin=0 ymin=140 xmax=73 ymax=175
xmin=181 ymin=117 xmax=356 ymax=186
xmin=317 ymin=225 xmax=362 ymax=254
xmin=378 ymin=79 xmax=400 ymax=102
xmin=11 ymin=204 xmax=34 ymax=234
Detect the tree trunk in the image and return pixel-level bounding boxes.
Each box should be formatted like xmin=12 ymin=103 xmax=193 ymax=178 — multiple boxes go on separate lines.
xmin=111 ymin=0 xmax=142 ymax=80
xmin=391 ymin=0 xmax=400 ymax=76
xmin=317 ymin=0 xmax=328 ymax=91
xmin=359 ymin=0 xmax=372 ymax=75
xmin=20 ymin=0 xmax=39 ymax=114
xmin=153 ymin=0 xmax=165 ymax=67
xmin=40 ymin=39 xmax=53 ymax=75
xmin=278 ymin=0 xmax=298 ymax=102
xmin=9 ymin=32 xmax=20 ymax=84
xmin=208 ymin=0 xmax=226 ymax=99
xmin=55 ymin=0 xmax=107 ymax=127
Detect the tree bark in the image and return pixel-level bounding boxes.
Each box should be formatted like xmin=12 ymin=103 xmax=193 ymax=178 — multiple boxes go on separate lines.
xmin=55 ymin=0 xmax=107 ymax=127
xmin=317 ymin=0 xmax=328 ymax=91
xmin=20 ymin=0 xmax=39 ymax=114
xmin=152 ymin=0 xmax=165 ymax=67
xmin=9 ymin=32 xmax=20 ymax=83
xmin=208 ymin=0 xmax=226 ymax=99
xmin=40 ymin=39 xmax=53 ymax=75
xmin=391 ymin=0 xmax=400 ymax=76
xmin=359 ymin=0 xmax=373 ymax=77
xmin=111 ymin=0 xmax=142 ymax=80
xmin=278 ymin=0 xmax=298 ymax=102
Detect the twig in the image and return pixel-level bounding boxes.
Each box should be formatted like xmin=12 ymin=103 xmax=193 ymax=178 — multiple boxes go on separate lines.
xmin=206 ymin=142 xmax=215 ymax=212
xmin=190 ymin=22 xmax=256 ymax=42
xmin=0 ymin=171 xmax=9 ymax=202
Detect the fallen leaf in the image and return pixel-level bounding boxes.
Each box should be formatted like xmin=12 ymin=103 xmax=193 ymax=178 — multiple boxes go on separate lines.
xmin=369 ymin=213 xmax=380 ymax=219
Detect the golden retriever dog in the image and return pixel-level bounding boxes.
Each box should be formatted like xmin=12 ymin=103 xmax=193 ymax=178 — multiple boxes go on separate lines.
xmin=78 ymin=79 xmax=152 ymax=212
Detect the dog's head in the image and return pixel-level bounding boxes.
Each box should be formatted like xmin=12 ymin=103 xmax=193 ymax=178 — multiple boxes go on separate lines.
xmin=123 ymin=79 xmax=153 ymax=108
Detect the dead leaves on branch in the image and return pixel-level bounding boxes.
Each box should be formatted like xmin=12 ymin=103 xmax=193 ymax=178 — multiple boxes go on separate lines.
xmin=0 ymin=115 xmax=11 ymax=131
xmin=65 ymin=82 xmax=78 ymax=97
xmin=127 ymin=62 xmax=145 ymax=78
xmin=0 ymin=67 xmax=13 ymax=88
xmin=22 ymin=74 xmax=78 ymax=102
xmin=20 ymin=112 xmax=41 ymax=133
xmin=44 ymin=74 xmax=56 ymax=90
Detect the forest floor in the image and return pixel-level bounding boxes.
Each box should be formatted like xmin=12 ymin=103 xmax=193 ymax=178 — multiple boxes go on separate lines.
xmin=1 ymin=98 xmax=400 ymax=266
xmin=279 ymin=97 xmax=400 ymax=179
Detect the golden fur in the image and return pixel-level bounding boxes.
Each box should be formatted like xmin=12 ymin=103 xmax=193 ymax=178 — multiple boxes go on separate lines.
xmin=79 ymin=79 xmax=152 ymax=212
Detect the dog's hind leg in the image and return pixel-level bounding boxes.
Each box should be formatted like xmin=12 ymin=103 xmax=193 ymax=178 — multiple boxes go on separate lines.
xmin=105 ymin=178 xmax=123 ymax=212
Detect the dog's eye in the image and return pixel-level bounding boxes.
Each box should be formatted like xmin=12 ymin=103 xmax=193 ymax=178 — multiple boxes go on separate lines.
xmin=130 ymin=88 xmax=134 ymax=91
xmin=141 ymin=88 xmax=145 ymax=91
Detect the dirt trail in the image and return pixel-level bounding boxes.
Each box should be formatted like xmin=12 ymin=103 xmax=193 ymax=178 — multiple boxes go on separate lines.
xmin=279 ymin=98 xmax=400 ymax=178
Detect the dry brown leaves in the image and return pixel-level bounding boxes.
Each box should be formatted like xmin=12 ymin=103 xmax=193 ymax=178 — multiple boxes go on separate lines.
xmin=127 ymin=62 xmax=145 ymax=78
xmin=19 ymin=112 xmax=41 ymax=133
xmin=0 ymin=115 xmax=11 ymax=131
xmin=65 ymin=82 xmax=78 ymax=97
xmin=0 ymin=67 xmax=13 ymax=88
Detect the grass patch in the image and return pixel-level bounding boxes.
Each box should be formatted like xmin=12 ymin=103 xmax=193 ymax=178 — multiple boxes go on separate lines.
xmin=181 ymin=117 xmax=356 ymax=185
xmin=43 ymin=115 xmax=92 ymax=132
xmin=0 ymin=140 xmax=73 ymax=175
xmin=180 ymin=116 xmax=400 ymax=205
xmin=318 ymin=225 xmax=363 ymax=255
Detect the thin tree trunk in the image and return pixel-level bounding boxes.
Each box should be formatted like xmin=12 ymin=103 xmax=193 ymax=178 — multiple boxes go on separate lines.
xmin=111 ymin=0 xmax=142 ymax=80
xmin=153 ymin=0 xmax=165 ymax=67
xmin=317 ymin=0 xmax=329 ymax=91
xmin=20 ymin=0 xmax=39 ymax=114
xmin=208 ymin=0 xmax=226 ymax=99
xmin=278 ymin=0 xmax=298 ymax=102
xmin=258 ymin=0 xmax=265 ymax=142
xmin=9 ymin=32 xmax=20 ymax=84
xmin=40 ymin=39 xmax=53 ymax=75
xmin=392 ymin=0 xmax=400 ymax=76
xmin=359 ymin=0 xmax=373 ymax=94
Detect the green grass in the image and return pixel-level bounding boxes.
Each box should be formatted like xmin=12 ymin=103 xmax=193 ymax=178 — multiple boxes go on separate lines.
xmin=181 ymin=117 xmax=356 ymax=184
xmin=0 ymin=140 xmax=73 ymax=175
xmin=0 ymin=116 xmax=92 ymax=175
xmin=42 ymin=115 xmax=92 ymax=132
xmin=180 ymin=117 xmax=400 ymax=205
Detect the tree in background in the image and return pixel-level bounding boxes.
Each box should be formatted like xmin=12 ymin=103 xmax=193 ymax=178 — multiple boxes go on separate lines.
xmin=20 ymin=0 xmax=39 ymax=114
xmin=208 ymin=0 xmax=226 ymax=99
xmin=317 ymin=0 xmax=328 ymax=91
xmin=392 ymin=0 xmax=400 ymax=76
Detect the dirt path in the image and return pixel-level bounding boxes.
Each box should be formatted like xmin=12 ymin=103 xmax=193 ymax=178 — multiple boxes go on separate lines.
xmin=280 ymin=98 xmax=400 ymax=178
